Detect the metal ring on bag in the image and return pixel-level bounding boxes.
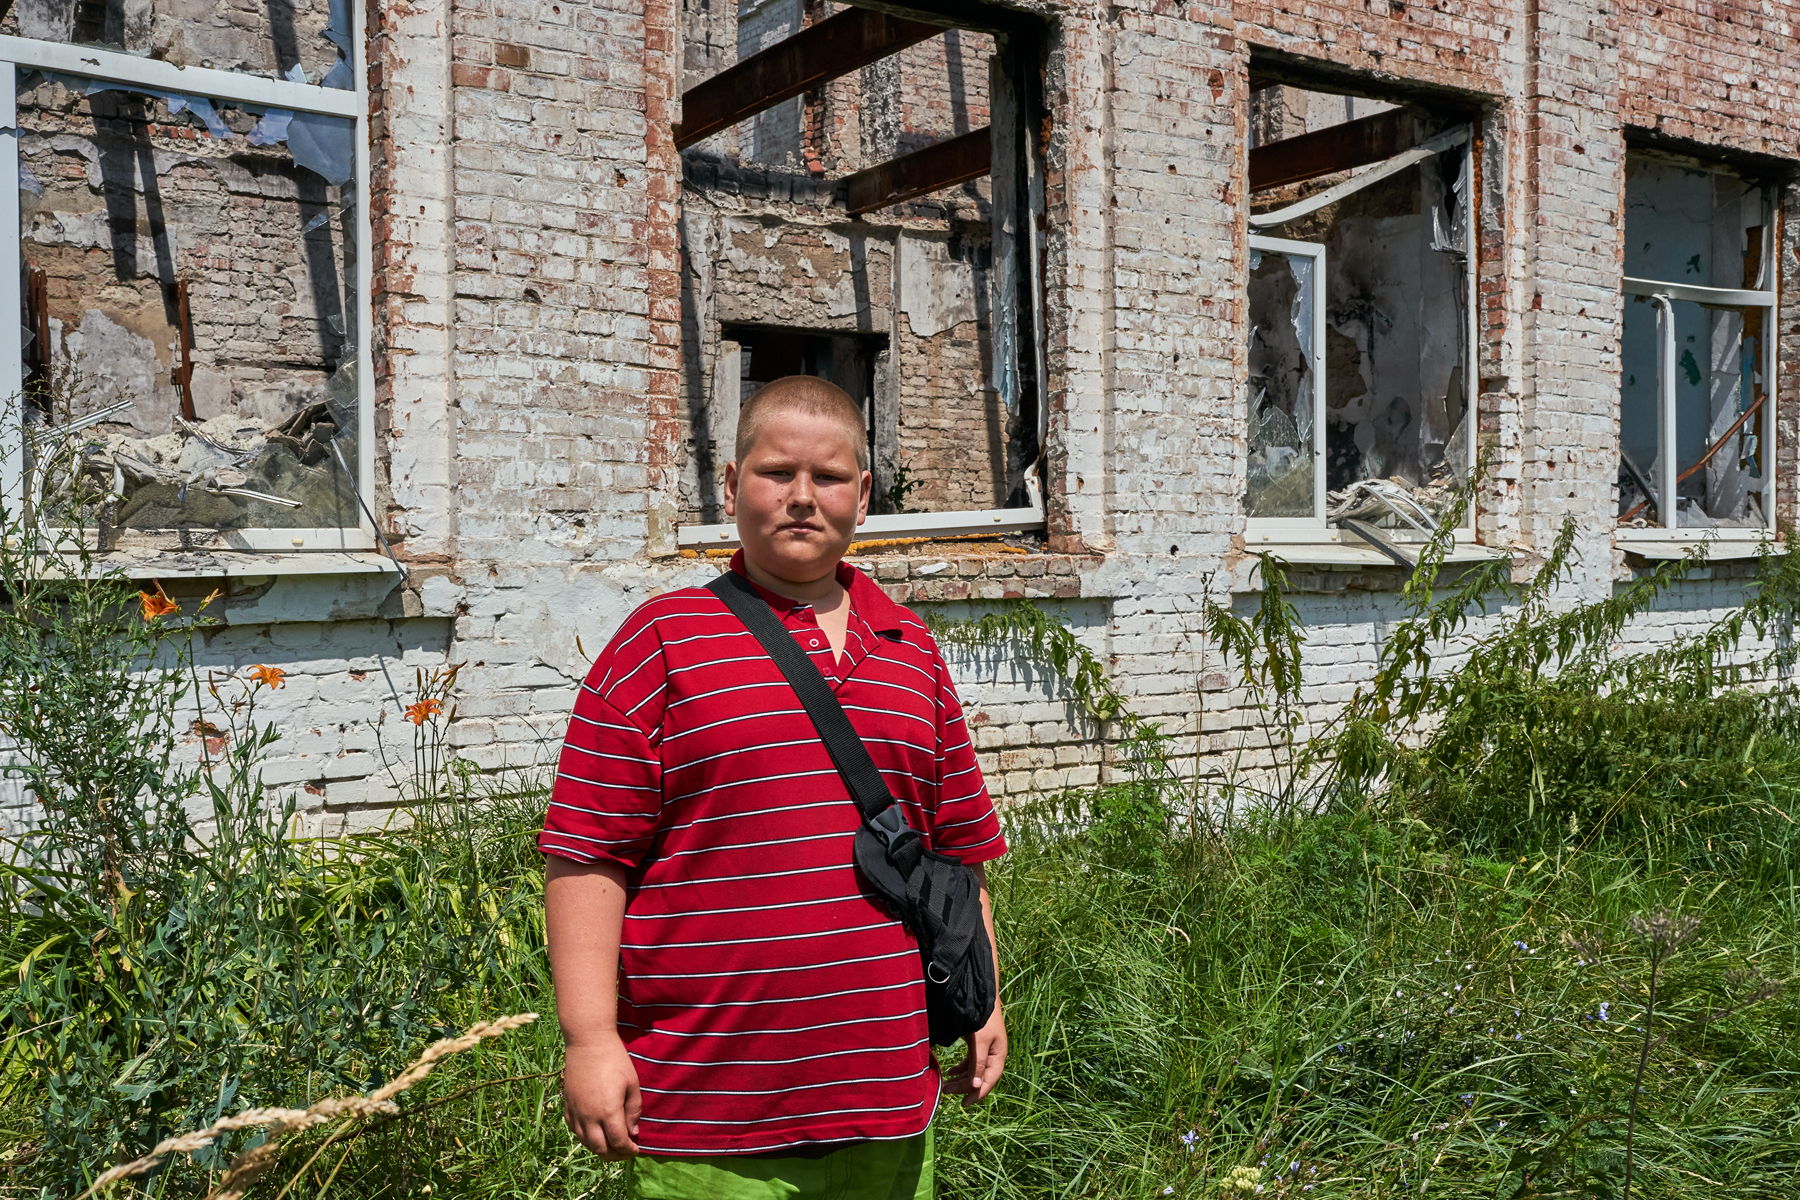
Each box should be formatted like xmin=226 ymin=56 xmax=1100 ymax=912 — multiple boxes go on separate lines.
xmin=926 ymin=961 xmax=952 ymax=985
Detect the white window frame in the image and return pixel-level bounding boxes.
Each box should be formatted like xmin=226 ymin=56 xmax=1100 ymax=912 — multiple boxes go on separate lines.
xmin=0 ymin=31 xmax=375 ymax=555
xmin=1244 ymin=233 xmax=1327 ymax=538
xmin=1617 ymin=266 xmax=1779 ymax=549
xmin=1244 ymin=127 xmax=1482 ymax=551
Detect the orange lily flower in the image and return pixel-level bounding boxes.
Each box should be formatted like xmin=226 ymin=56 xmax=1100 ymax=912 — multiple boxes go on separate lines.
xmin=139 ymin=586 xmax=179 ymax=621
xmin=247 ymin=664 xmax=287 ymax=690
xmin=406 ymin=698 xmax=443 ymax=726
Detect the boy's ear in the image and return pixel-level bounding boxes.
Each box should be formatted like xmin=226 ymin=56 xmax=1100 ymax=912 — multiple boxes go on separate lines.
xmin=858 ymin=468 xmax=871 ymax=524
xmin=723 ymin=460 xmax=739 ymax=517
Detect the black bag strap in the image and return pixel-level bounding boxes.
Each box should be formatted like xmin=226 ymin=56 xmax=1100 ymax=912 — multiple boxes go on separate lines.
xmin=706 ymin=571 xmax=895 ymax=824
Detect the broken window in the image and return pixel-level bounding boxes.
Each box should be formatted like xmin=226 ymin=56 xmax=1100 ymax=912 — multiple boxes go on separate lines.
xmin=1244 ymin=82 xmax=1478 ymax=545
xmin=0 ymin=1 xmax=374 ymax=555
xmin=674 ymin=0 xmax=1046 ymax=548
xmin=1245 ymin=235 xmax=1323 ymax=521
xmin=1617 ymin=152 xmax=1776 ymax=534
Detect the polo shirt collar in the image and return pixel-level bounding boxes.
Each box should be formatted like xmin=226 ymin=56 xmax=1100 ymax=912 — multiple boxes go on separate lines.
xmin=727 ymin=550 xmax=910 ymax=643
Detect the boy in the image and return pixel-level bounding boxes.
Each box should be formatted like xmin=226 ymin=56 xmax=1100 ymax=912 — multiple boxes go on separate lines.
xmin=540 ymin=375 xmax=1007 ymax=1199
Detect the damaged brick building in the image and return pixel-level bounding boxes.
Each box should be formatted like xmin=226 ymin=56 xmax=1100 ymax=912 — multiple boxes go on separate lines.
xmin=1 ymin=0 xmax=1796 ymax=829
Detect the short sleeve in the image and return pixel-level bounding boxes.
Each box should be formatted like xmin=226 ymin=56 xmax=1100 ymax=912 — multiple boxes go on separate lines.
xmin=922 ymin=637 xmax=1006 ymax=864
xmin=538 ymin=617 xmax=668 ymax=868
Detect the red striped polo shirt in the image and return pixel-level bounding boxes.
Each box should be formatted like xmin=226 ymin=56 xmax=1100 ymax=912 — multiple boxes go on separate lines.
xmin=538 ymin=554 xmax=1005 ymax=1156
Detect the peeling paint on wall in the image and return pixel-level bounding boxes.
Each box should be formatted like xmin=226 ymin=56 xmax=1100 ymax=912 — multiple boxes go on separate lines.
xmin=899 ymin=234 xmax=979 ymax=339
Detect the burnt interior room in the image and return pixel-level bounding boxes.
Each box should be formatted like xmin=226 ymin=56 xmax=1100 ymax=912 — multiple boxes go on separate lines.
xmin=675 ymin=0 xmax=1047 ymax=527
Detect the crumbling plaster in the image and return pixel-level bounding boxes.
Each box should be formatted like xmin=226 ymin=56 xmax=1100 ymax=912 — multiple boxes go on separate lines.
xmin=7 ymin=0 xmax=1800 ymax=838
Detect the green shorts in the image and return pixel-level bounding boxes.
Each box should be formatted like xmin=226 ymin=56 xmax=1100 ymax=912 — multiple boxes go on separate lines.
xmin=627 ymin=1129 xmax=933 ymax=1200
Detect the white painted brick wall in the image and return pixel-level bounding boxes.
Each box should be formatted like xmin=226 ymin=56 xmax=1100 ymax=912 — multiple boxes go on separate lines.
xmin=12 ymin=0 xmax=1791 ymax=820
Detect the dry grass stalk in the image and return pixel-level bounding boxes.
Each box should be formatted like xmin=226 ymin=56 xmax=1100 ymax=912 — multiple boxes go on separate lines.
xmin=77 ymin=1013 xmax=538 ymax=1200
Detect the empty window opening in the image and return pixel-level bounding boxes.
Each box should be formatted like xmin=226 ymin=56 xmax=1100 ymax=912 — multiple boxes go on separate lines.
xmin=1617 ymin=152 xmax=1776 ymax=533
xmin=720 ymin=323 xmax=896 ymax=503
xmin=675 ymin=0 xmax=1046 ymax=544
xmin=1245 ymin=81 xmax=1478 ymax=540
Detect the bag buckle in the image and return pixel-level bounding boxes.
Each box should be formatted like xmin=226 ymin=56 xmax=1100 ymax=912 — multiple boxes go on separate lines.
xmin=926 ymin=960 xmax=952 ymax=985
xmin=867 ymin=803 xmax=923 ymax=878
xmin=868 ymin=804 xmax=912 ymax=847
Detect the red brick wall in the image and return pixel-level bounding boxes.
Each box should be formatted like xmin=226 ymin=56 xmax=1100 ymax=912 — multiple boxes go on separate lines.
xmin=894 ymin=29 xmax=994 ymax=153
xmin=1618 ymin=0 xmax=1800 ymax=155
xmin=1231 ymin=0 xmax=1515 ymax=91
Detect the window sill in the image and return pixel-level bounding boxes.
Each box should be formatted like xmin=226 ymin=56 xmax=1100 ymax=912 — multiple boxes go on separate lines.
xmin=677 ymin=507 xmax=1046 ymax=550
xmin=1616 ymin=530 xmax=1780 ymax=562
xmin=1245 ymin=525 xmax=1504 ymax=568
xmin=32 ymin=549 xmax=400 ymax=580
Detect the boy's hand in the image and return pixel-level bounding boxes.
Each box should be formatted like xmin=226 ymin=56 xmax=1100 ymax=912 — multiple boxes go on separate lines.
xmin=563 ymin=1037 xmax=642 ymax=1158
xmin=942 ymin=1002 xmax=1007 ymax=1107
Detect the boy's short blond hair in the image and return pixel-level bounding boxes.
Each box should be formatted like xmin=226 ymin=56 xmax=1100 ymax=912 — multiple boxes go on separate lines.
xmin=736 ymin=376 xmax=870 ymax=472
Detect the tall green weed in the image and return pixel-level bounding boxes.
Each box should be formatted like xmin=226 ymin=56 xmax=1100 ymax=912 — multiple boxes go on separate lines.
xmin=0 ymin=463 xmax=542 ymax=1194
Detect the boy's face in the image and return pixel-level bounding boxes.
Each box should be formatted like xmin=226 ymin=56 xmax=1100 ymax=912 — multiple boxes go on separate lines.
xmin=724 ymin=409 xmax=870 ymax=586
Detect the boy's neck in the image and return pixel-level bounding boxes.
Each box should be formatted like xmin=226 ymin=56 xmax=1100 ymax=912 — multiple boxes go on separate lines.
xmin=740 ymin=554 xmax=845 ymax=608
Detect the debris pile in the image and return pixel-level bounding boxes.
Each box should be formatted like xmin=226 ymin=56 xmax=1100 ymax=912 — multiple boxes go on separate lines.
xmin=1326 ymin=466 xmax=1460 ymax=533
xmin=32 ymin=390 xmax=359 ymax=533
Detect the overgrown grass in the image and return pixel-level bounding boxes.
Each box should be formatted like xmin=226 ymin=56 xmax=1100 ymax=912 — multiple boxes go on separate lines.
xmin=5 ymin=483 xmax=1800 ymax=1196
xmin=20 ymin=759 xmax=1791 ymax=1199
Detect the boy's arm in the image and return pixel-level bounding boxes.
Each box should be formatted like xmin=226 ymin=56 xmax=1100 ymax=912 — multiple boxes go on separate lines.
xmin=941 ymin=861 xmax=1007 ymax=1106
xmin=545 ymin=855 xmax=641 ymax=1158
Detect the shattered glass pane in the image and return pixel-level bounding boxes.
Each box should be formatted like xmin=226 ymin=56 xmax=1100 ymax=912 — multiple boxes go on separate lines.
xmin=1245 ymin=247 xmax=1317 ymax=519
xmin=1619 ymin=155 xmax=1770 ymax=528
xmin=17 ymin=76 xmax=362 ymax=540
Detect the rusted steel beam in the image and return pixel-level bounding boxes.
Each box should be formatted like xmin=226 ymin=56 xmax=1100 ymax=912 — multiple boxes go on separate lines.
xmin=1249 ymin=108 xmax=1417 ymax=193
xmin=173 ymin=280 xmax=197 ymax=424
xmin=675 ymin=8 xmax=941 ymax=150
xmin=846 ymin=126 xmax=991 ymax=214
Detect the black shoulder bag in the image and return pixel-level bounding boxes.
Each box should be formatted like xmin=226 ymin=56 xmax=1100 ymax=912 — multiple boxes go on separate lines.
xmin=707 ymin=571 xmax=997 ymax=1047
